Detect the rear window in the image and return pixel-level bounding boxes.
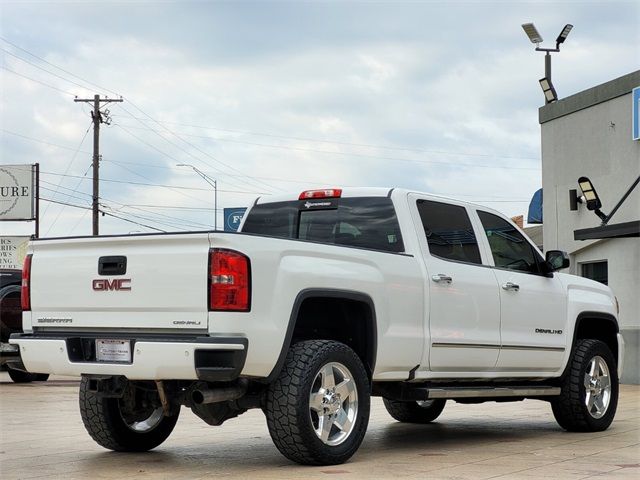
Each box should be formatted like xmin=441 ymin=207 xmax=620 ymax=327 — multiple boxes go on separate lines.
xmin=241 ymin=197 xmax=404 ymax=253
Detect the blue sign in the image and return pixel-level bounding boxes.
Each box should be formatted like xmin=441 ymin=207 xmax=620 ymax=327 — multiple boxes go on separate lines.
xmin=633 ymin=86 xmax=640 ymax=141
xmin=527 ymin=188 xmax=543 ymax=224
xmin=224 ymin=207 xmax=247 ymax=232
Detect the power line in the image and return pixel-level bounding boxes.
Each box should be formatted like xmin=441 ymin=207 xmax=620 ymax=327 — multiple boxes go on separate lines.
xmin=1 ymin=65 xmax=77 ymax=96
xmin=112 ymin=114 xmax=540 ymax=162
xmin=2 ymin=47 xmax=94 ymax=92
xmin=0 ymin=36 xmax=120 ymax=96
xmin=116 ymin=103 xmax=283 ymax=192
xmin=1 ymin=129 xmax=92 ymax=154
xmin=114 ymin=121 xmax=268 ymax=194
xmin=38 ymin=169 xmax=266 ymax=194
xmin=45 ymin=163 xmax=92 ymax=236
xmin=41 ymin=121 xmax=92 ymax=218
xmin=41 ymin=181 xmax=215 ymax=230
xmin=113 ymin=122 xmax=540 ymax=171
xmin=41 ymin=198 xmax=165 ymax=233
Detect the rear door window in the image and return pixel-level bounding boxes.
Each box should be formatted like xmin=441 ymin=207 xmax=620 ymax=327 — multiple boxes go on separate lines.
xmin=242 ymin=197 xmax=404 ymax=253
xmin=416 ymin=200 xmax=482 ymax=265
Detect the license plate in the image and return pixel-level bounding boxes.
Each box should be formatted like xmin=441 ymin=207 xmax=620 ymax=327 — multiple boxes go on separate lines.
xmin=95 ymin=339 xmax=131 ymax=363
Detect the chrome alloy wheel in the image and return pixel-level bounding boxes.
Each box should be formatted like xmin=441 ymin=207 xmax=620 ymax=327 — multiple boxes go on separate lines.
xmin=309 ymin=362 xmax=359 ymax=446
xmin=121 ymin=406 xmax=164 ymax=432
xmin=584 ymin=355 xmax=612 ymax=419
xmin=416 ymin=400 xmax=435 ymax=408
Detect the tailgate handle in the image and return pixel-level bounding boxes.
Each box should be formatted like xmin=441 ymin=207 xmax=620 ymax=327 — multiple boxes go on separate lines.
xmin=98 ymin=256 xmax=127 ymax=276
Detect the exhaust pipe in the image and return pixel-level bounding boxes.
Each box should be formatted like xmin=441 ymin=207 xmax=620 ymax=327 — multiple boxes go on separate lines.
xmin=191 ymin=379 xmax=247 ymax=405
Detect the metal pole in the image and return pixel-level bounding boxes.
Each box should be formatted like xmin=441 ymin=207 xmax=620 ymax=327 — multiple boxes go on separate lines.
xmin=602 ymin=175 xmax=640 ymax=225
xmin=92 ymin=94 xmax=100 ymax=236
xmin=544 ymin=52 xmax=552 ymax=104
xmin=34 ymin=163 xmax=39 ymax=239
xmin=214 ymin=179 xmax=217 ymax=231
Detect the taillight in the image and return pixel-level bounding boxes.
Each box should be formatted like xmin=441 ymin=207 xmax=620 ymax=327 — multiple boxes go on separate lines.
xmin=209 ymin=249 xmax=251 ymax=311
xmin=299 ymin=189 xmax=342 ymax=200
xmin=21 ymin=254 xmax=32 ymax=311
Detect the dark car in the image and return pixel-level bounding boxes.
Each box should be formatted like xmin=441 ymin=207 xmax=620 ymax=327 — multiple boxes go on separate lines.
xmin=1 ymin=269 xmax=48 ymax=382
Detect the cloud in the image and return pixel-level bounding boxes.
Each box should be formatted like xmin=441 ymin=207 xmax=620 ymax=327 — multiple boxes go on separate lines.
xmin=1 ymin=0 xmax=638 ymax=236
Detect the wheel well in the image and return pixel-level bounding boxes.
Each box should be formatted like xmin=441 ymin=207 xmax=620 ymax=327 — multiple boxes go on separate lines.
xmin=575 ymin=314 xmax=618 ymax=364
xmin=291 ymin=295 xmax=376 ymax=378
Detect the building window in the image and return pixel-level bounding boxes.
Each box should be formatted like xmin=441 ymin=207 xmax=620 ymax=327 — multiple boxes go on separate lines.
xmin=581 ymin=261 xmax=608 ymax=285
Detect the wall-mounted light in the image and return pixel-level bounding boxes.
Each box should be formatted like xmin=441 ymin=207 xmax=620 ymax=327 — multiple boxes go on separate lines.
xmin=578 ymin=176 xmax=603 ymax=211
xmin=570 ymin=176 xmax=606 ymax=222
xmin=571 ymin=175 xmax=640 ymax=227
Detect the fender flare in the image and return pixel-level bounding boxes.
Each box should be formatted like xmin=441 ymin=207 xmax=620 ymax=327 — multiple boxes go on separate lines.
xmin=561 ymin=311 xmax=620 ymax=377
xmin=263 ymin=288 xmax=377 ymax=383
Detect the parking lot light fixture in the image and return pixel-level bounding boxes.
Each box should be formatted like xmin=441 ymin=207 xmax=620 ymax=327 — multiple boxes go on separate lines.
xmin=177 ymin=163 xmax=218 ymax=231
xmin=539 ymin=77 xmax=558 ymax=103
xmin=522 ymin=22 xmax=573 ymax=104
xmin=556 ymin=24 xmax=573 ymax=45
xmin=522 ymin=23 xmax=544 ymax=45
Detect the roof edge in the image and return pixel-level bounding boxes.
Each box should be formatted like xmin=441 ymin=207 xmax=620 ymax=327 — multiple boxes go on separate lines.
xmin=539 ymin=70 xmax=640 ymax=124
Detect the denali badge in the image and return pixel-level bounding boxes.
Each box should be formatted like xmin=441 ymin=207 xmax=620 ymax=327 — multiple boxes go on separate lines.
xmin=92 ymin=279 xmax=131 ymax=291
xmin=535 ymin=328 xmax=563 ymax=335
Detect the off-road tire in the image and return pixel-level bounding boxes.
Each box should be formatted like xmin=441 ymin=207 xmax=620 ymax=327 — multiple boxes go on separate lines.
xmin=79 ymin=376 xmax=180 ymax=451
xmin=265 ymin=340 xmax=371 ymax=465
xmin=7 ymin=368 xmax=48 ymax=383
xmin=383 ymin=398 xmax=446 ymax=424
xmin=551 ymin=339 xmax=618 ymax=432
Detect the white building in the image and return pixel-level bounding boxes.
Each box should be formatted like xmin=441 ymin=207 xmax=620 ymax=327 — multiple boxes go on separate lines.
xmin=540 ymin=70 xmax=639 ymax=383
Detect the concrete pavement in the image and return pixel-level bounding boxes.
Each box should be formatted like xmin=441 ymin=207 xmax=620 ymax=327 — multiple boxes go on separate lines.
xmin=1 ymin=374 xmax=638 ymax=479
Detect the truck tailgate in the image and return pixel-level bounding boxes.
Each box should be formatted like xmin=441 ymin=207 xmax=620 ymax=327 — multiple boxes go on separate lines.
xmin=28 ymin=233 xmax=210 ymax=332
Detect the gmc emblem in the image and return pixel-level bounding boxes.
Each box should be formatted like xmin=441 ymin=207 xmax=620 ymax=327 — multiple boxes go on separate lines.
xmin=92 ymin=279 xmax=131 ymax=291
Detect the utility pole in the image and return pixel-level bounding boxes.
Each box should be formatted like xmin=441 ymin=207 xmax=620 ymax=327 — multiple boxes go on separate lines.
xmin=74 ymin=94 xmax=123 ymax=235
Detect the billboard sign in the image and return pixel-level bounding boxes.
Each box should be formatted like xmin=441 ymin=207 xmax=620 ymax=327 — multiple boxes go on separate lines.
xmin=0 ymin=164 xmax=36 ymax=221
xmin=633 ymin=86 xmax=640 ymax=141
xmin=0 ymin=236 xmax=30 ymax=270
xmin=224 ymin=207 xmax=247 ymax=232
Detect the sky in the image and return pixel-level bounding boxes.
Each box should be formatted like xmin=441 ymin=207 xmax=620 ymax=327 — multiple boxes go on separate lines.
xmin=1 ymin=0 xmax=639 ymax=237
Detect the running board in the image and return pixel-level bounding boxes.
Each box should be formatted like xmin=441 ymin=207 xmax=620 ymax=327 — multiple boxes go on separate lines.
xmin=427 ymin=386 xmax=560 ymax=399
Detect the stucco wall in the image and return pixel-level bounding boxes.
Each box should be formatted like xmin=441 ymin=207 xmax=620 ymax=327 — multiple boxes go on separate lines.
xmin=540 ymin=71 xmax=640 ymax=383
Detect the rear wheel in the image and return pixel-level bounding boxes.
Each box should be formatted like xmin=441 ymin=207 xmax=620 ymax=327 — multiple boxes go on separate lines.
xmin=79 ymin=376 xmax=180 ymax=451
xmin=383 ymin=398 xmax=446 ymax=424
xmin=265 ymin=340 xmax=370 ymax=465
xmin=7 ymin=368 xmax=49 ymax=383
xmin=551 ymin=339 xmax=618 ymax=432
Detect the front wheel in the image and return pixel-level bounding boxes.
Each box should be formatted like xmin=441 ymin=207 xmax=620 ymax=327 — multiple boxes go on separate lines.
xmin=551 ymin=339 xmax=619 ymax=432
xmin=79 ymin=376 xmax=180 ymax=451
xmin=383 ymin=398 xmax=446 ymax=424
xmin=265 ymin=340 xmax=371 ymax=465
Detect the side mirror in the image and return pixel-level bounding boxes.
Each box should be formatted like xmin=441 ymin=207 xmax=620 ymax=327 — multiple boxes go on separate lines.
xmin=545 ymin=250 xmax=570 ymax=272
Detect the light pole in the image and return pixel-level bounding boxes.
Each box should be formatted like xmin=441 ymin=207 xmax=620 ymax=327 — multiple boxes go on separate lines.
xmin=522 ymin=23 xmax=573 ymax=104
xmin=177 ymin=164 xmax=218 ymax=230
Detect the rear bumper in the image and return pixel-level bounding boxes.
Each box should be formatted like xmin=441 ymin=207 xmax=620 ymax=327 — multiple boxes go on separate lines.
xmin=9 ymin=334 xmax=247 ymax=381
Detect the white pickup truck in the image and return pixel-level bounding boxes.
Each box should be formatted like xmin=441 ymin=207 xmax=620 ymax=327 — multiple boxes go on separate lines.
xmin=11 ymin=187 xmax=624 ymax=465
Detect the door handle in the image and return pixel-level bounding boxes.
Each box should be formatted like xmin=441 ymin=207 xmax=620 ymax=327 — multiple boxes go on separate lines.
xmin=432 ymin=274 xmax=453 ymax=284
xmin=502 ymin=282 xmax=520 ymax=291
